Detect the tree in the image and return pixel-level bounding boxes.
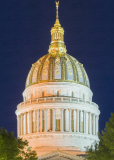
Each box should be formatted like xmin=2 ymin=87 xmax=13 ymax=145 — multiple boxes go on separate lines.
xmin=0 ymin=134 xmax=7 ymax=160
xmin=23 ymin=150 xmax=38 ymax=160
xmin=16 ymin=149 xmax=38 ymax=160
xmin=0 ymin=128 xmax=38 ymax=160
xmin=86 ymin=113 xmax=114 ymax=160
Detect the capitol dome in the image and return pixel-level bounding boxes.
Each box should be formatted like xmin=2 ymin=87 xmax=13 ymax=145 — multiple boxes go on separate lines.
xmin=26 ymin=53 xmax=90 ymax=88
xmin=15 ymin=1 xmax=100 ymax=152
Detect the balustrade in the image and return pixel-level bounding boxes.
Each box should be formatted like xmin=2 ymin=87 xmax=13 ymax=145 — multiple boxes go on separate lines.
xmin=17 ymin=97 xmax=98 ymax=110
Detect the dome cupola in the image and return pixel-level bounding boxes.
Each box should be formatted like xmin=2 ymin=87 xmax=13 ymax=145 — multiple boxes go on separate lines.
xmin=48 ymin=1 xmax=66 ymax=57
xmin=25 ymin=2 xmax=90 ymax=88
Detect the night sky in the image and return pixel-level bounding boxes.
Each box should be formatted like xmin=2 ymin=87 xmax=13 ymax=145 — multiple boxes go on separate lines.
xmin=0 ymin=0 xmax=114 ymax=137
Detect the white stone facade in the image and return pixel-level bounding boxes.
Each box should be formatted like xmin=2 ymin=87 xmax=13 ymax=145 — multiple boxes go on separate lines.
xmin=15 ymin=82 xmax=100 ymax=151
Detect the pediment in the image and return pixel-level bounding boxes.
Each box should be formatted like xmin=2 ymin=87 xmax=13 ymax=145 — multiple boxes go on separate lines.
xmin=38 ymin=151 xmax=84 ymax=160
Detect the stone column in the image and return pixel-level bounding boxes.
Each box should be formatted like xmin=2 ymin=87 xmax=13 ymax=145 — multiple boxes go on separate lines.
xmin=17 ymin=117 xmax=18 ymax=137
xmin=29 ymin=111 xmax=31 ymax=133
xmin=17 ymin=115 xmax=20 ymax=137
xmin=97 ymin=115 xmax=99 ymax=136
xmin=69 ymin=109 xmax=72 ymax=132
xmin=44 ymin=109 xmax=47 ymax=132
xmin=83 ymin=111 xmax=86 ymax=133
xmin=25 ymin=112 xmax=27 ymax=134
xmin=86 ymin=112 xmax=88 ymax=134
xmin=93 ymin=114 xmax=95 ymax=135
xmin=65 ymin=109 xmax=68 ymax=131
xmin=64 ymin=109 xmax=66 ymax=131
xmin=21 ymin=114 xmax=23 ymax=135
xmin=40 ymin=110 xmax=42 ymax=132
xmin=79 ymin=110 xmax=82 ymax=133
xmin=37 ymin=109 xmax=39 ymax=132
xmin=89 ymin=112 xmax=91 ymax=134
xmin=52 ymin=109 xmax=55 ymax=131
xmin=74 ymin=109 xmax=76 ymax=132
xmin=29 ymin=111 xmax=33 ymax=133
xmin=77 ymin=109 xmax=79 ymax=132
xmin=96 ymin=115 xmax=98 ymax=136
xmin=61 ymin=108 xmax=64 ymax=131
xmin=31 ymin=111 xmax=33 ymax=133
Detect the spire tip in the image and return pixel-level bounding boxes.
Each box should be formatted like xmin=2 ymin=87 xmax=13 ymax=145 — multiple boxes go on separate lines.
xmin=55 ymin=1 xmax=59 ymax=19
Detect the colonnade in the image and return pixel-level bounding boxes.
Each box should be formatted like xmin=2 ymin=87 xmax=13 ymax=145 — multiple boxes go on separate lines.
xmin=17 ymin=108 xmax=99 ymax=137
xmin=51 ymin=32 xmax=63 ymax=41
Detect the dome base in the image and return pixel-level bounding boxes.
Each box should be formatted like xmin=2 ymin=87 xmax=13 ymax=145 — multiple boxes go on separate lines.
xmin=21 ymin=132 xmax=99 ymax=151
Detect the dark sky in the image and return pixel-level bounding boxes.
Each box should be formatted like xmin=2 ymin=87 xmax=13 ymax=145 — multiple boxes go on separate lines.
xmin=0 ymin=0 xmax=114 ymax=137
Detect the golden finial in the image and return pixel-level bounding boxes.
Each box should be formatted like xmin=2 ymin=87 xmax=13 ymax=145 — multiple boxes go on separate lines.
xmin=55 ymin=1 xmax=59 ymax=19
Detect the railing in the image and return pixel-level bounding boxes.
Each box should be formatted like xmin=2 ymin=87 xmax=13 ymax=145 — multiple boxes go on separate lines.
xmin=17 ymin=97 xmax=98 ymax=110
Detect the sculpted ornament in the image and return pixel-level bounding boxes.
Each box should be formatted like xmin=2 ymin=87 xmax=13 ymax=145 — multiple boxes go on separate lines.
xmin=66 ymin=56 xmax=73 ymax=75
xmin=55 ymin=57 xmax=61 ymax=74
xmin=43 ymin=55 xmax=50 ymax=75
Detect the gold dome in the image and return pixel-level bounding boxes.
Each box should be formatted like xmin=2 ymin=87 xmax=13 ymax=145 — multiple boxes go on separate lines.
xmin=26 ymin=53 xmax=90 ymax=88
xmin=25 ymin=1 xmax=90 ymax=88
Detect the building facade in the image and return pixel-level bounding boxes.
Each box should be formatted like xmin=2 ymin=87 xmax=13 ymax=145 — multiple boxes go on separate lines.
xmin=15 ymin=2 xmax=100 ymax=151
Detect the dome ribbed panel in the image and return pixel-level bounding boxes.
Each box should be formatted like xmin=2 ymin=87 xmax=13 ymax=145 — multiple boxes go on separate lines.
xmin=65 ymin=54 xmax=74 ymax=81
xmin=39 ymin=54 xmax=50 ymax=82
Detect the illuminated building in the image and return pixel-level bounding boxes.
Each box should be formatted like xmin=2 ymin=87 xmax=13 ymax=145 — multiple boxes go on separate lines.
xmin=15 ymin=1 xmax=100 ymax=151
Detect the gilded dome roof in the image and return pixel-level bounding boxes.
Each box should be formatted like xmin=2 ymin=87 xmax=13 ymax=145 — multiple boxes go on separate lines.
xmin=26 ymin=53 xmax=90 ymax=88
xmin=25 ymin=2 xmax=90 ymax=88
